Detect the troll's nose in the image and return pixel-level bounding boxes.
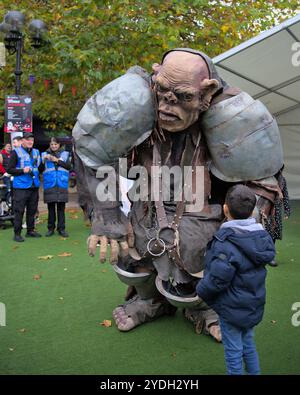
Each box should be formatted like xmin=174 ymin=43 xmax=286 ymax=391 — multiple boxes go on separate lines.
xmin=163 ymin=91 xmax=178 ymax=103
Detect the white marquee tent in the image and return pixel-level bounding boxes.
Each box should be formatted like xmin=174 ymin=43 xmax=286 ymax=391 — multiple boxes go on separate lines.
xmin=213 ymin=13 xmax=300 ymax=199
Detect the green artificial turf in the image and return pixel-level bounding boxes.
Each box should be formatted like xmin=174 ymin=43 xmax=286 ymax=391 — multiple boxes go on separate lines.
xmin=0 ymin=203 xmax=300 ymax=375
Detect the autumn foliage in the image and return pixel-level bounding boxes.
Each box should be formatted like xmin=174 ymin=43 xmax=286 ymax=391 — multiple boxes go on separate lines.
xmin=0 ymin=0 xmax=299 ymax=135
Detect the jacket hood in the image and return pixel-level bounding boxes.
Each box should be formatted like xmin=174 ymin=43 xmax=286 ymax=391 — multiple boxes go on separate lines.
xmin=215 ymin=226 xmax=275 ymax=266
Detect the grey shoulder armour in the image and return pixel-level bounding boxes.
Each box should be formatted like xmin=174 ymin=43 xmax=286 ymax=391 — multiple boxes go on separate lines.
xmin=72 ymin=68 xmax=155 ymax=169
xmin=200 ymin=91 xmax=283 ymax=182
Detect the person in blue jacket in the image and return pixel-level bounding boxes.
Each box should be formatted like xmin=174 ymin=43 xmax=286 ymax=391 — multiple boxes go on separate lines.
xmin=196 ymin=184 xmax=276 ymax=375
xmin=7 ymin=133 xmax=42 ymax=242
xmin=41 ymin=137 xmax=71 ymax=237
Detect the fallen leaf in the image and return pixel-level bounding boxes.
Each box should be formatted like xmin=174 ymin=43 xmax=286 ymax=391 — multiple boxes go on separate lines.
xmin=171 ymin=352 xmax=176 ymax=358
xmin=101 ymin=269 xmax=107 ymax=273
xmin=68 ymin=209 xmax=78 ymax=214
xmin=59 ymin=297 xmax=64 ymax=301
xmin=64 ymin=268 xmax=68 ymax=271
xmin=33 ymin=274 xmax=41 ymax=280
xmin=18 ymin=328 xmax=26 ymax=333
xmin=57 ymin=252 xmax=72 ymax=257
xmin=72 ymin=241 xmax=80 ymax=245
xmin=38 ymin=255 xmax=54 ymax=260
xmin=100 ymin=320 xmax=112 ymax=327
xmin=9 ymin=348 xmax=15 ymax=352
xmin=70 ymin=215 xmax=78 ymax=219
xmin=271 ymin=320 xmax=277 ymax=324
xmin=12 ymin=246 xmax=19 ymax=250
xmin=59 ymin=237 xmax=67 ymax=241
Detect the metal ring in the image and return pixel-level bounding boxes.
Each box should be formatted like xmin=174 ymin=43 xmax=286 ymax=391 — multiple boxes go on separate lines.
xmin=157 ymin=226 xmax=177 ymax=249
xmin=147 ymin=237 xmax=166 ymax=257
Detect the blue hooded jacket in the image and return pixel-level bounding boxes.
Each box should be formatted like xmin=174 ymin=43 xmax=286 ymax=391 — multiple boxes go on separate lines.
xmin=196 ymin=218 xmax=276 ymax=329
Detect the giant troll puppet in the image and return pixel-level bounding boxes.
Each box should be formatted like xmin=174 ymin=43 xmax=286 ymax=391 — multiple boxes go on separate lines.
xmin=73 ymin=49 xmax=289 ymax=341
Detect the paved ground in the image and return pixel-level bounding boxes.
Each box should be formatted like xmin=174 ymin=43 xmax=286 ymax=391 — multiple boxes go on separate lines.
xmin=38 ymin=186 xmax=80 ymax=213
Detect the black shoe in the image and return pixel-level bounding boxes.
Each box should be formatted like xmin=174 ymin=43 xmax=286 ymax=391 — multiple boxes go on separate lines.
xmin=268 ymin=259 xmax=278 ymax=267
xmin=26 ymin=231 xmax=42 ymax=238
xmin=13 ymin=234 xmax=25 ymax=242
xmin=45 ymin=230 xmax=54 ymax=237
xmin=58 ymin=230 xmax=69 ymax=238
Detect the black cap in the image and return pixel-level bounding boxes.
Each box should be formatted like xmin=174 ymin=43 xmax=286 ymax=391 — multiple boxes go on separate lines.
xmin=22 ymin=133 xmax=34 ymax=139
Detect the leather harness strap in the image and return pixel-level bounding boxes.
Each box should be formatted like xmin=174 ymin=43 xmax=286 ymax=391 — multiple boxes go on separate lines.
xmin=246 ymin=181 xmax=282 ymax=204
xmin=150 ymin=133 xmax=202 ymax=270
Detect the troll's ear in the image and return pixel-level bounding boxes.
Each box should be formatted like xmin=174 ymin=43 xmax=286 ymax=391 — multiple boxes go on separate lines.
xmin=199 ymin=78 xmax=219 ymax=111
xmin=151 ymin=63 xmax=161 ymax=82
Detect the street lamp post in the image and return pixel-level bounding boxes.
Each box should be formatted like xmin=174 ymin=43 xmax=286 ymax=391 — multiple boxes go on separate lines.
xmin=0 ymin=11 xmax=47 ymax=139
xmin=0 ymin=11 xmax=47 ymax=95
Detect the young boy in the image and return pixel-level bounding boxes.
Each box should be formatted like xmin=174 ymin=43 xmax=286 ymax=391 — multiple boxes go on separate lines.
xmin=196 ymin=185 xmax=276 ymax=375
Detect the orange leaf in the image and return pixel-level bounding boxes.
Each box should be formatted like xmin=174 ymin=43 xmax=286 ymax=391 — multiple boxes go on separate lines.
xmin=100 ymin=320 xmax=112 ymax=327
xmin=33 ymin=274 xmax=41 ymax=280
xmin=57 ymin=252 xmax=72 ymax=257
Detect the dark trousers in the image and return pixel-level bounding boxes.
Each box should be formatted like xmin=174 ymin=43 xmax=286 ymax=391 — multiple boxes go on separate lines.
xmin=3 ymin=176 xmax=11 ymax=192
xmin=47 ymin=202 xmax=66 ymax=231
xmin=13 ymin=188 xmax=39 ymax=235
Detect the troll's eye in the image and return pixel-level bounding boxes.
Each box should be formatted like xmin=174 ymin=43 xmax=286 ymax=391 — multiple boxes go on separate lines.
xmin=175 ymin=92 xmax=195 ymax=102
xmin=155 ymin=82 xmax=169 ymax=93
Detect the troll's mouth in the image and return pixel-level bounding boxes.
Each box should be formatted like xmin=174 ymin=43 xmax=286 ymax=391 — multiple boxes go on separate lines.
xmin=159 ymin=111 xmax=181 ymax=122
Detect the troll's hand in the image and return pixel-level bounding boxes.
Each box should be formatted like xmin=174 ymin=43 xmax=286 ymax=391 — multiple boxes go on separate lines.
xmin=87 ymin=235 xmax=129 ymax=264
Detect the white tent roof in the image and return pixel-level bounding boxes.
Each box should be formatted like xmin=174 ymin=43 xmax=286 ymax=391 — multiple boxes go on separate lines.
xmin=213 ymin=13 xmax=300 ymax=199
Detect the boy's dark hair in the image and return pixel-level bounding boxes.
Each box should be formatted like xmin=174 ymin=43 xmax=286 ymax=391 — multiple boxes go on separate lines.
xmin=225 ymin=185 xmax=256 ymax=219
xmin=12 ymin=136 xmax=22 ymax=141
